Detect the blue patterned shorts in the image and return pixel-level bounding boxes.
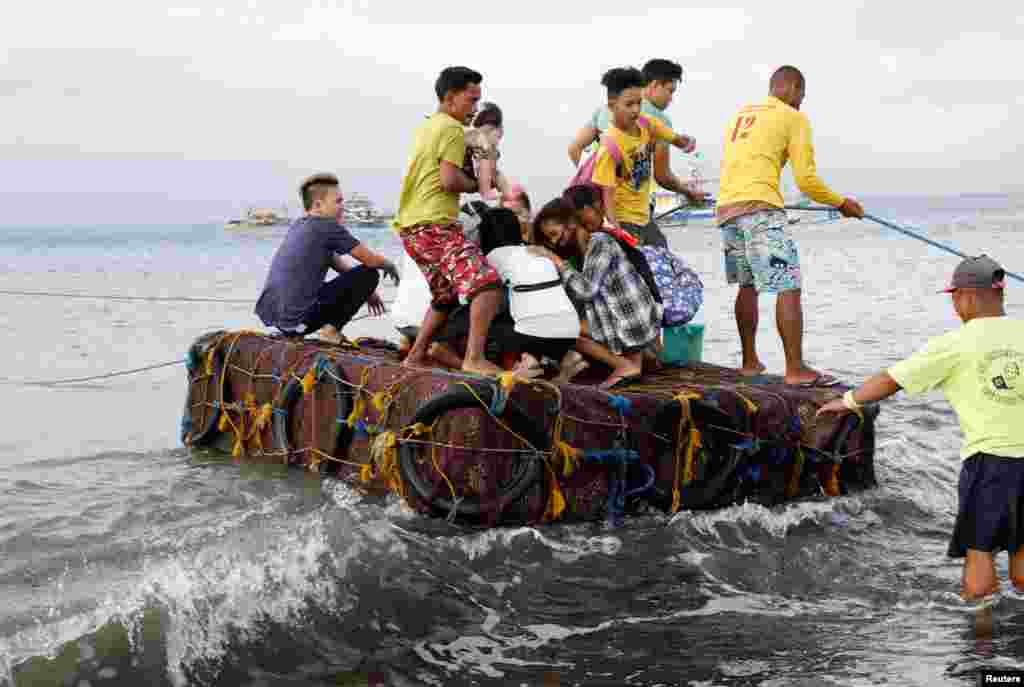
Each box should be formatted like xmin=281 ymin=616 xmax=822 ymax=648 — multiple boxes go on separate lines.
xmin=720 ymin=209 xmax=802 ymax=293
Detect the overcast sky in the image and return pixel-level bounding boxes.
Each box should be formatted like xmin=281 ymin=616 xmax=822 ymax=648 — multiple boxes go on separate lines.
xmin=2 ymin=1 xmax=1023 ymax=225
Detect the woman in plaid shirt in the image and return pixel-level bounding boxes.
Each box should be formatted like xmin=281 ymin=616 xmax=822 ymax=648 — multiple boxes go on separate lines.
xmin=529 ymin=185 xmax=663 ymax=389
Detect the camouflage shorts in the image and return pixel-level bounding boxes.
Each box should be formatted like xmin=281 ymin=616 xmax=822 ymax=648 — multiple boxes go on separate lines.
xmin=720 ymin=209 xmax=802 ymax=293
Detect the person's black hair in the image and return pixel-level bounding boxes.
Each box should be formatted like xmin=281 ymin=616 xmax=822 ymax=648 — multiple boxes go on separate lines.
xmin=472 ymin=102 xmax=503 ymax=129
xmin=435 ymin=66 xmax=483 ymax=101
xmin=561 ymin=186 xmax=661 ymax=304
xmin=769 ymin=65 xmax=804 ymax=90
xmin=299 ymin=172 xmax=339 ymax=211
xmin=562 ymin=184 xmax=602 ymax=211
xmin=642 ymin=59 xmax=683 ymax=84
xmin=532 ymin=198 xmax=575 ymax=244
xmin=600 ymin=67 xmax=646 ymax=98
xmin=478 ymin=207 xmax=523 ymax=256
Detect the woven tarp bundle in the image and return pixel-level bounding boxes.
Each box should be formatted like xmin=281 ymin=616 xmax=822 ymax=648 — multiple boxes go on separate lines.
xmin=182 ymin=330 xmax=877 ymax=526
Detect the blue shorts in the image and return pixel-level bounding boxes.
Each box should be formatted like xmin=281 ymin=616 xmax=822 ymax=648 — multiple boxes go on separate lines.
xmin=948 ymin=452 xmax=1024 ymax=558
xmin=720 ymin=209 xmax=802 ymax=293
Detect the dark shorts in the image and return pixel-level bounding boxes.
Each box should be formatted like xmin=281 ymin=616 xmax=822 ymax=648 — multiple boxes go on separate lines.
xmin=948 ymin=452 xmax=1024 ymax=558
xmin=622 ymin=220 xmax=668 ymax=250
xmin=439 ymin=311 xmax=575 ymax=362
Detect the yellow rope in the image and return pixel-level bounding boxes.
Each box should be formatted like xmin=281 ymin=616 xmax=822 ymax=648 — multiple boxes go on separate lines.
xmin=670 ymin=391 xmax=703 ymax=514
xmin=300 ymin=364 xmax=318 ymax=394
xmin=542 ymin=459 xmax=567 ymax=522
xmin=346 ymin=367 xmax=372 ymax=429
xmin=456 ymin=378 xmax=570 ymax=520
xmin=820 ymin=463 xmax=841 ymax=497
xmin=731 ymin=390 xmax=759 ymax=416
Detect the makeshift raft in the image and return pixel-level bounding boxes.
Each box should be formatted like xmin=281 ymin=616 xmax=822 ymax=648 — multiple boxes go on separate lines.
xmin=181 ymin=330 xmax=879 ymax=526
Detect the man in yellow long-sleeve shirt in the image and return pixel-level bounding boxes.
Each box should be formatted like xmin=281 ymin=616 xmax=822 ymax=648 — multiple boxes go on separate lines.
xmin=717 ymin=65 xmax=864 ymax=386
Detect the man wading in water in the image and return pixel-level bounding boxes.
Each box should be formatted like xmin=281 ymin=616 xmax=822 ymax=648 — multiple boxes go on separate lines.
xmin=819 ymin=255 xmax=1024 ymax=601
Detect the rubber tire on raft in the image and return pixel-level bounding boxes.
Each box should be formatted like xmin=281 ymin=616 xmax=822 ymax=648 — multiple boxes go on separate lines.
xmin=272 ymin=355 xmax=353 ymax=469
xmin=181 ymin=330 xmax=228 ymax=448
xmin=397 ymin=384 xmax=546 ymax=519
xmin=645 ymin=397 xmax=750 ymax=511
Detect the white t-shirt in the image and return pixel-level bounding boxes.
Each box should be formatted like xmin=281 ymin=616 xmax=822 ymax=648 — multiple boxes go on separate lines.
xmin=390 ymin=251 xmax=433 ymax=331
xmin=484 ymin=246 xmax=580 ymax=339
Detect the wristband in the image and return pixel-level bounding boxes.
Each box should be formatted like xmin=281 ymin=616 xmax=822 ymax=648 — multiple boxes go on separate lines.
xmin=842 ymin=390 xmax=862 ymax=412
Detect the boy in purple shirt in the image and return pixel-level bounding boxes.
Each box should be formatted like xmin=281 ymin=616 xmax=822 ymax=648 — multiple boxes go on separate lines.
xmin=255 ymin=173 xmax=399 ymax=342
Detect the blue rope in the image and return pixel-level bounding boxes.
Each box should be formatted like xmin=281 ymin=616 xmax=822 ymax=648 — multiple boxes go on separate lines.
xmin=606 ymin=395 xmax=632 ymax=416
xmin=785 ymin=205 xmax=1024 ymax=283
xmin=582 ymin=448 xmax=640 ymax=464
xmin=624 ymin=463 xmax=655 ymax=498
xmin=489 ymin=384 xmax=509 ymax=415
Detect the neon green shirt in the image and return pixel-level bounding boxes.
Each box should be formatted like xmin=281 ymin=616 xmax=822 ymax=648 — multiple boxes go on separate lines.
xmin=887 ymin=316 xmax=1024 ymax=459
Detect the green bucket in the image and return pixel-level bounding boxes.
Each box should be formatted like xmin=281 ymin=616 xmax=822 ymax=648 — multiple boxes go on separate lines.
xmin=660 ymin=323 xmax=704 ymax=365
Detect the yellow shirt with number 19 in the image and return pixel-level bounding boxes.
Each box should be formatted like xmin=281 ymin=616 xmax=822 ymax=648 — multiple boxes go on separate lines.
xmin=717 ymin=96 xmax=844 ymax=217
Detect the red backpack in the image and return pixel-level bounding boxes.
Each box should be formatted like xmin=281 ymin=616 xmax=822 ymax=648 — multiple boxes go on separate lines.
xmin=569 ymin=115 xmax=651 ymax=187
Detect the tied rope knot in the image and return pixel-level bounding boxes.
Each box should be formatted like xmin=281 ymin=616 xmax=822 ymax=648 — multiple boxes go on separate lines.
xmin=346 ymin=368 xmax=373 ymax=430
xmin=671 ymin=391 xmax=704 ymax=514
xmin=489 ymin=371 xmax=519 ymax=415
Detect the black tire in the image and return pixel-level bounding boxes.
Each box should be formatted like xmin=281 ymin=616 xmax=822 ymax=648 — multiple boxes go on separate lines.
xmin=834 ymin=404 xmax=879 ymax=491
xmin=181 ymin=331 xmax=227 ymax=448
xmin=272 ymin=355 xmax=353 ymax=468
xmin=397 ymin=384 xmax=546 ymax=519
xmin=645 ymin=397 xmax=749 ymax=511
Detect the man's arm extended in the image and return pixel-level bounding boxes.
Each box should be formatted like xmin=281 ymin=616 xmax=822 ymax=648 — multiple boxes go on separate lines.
xmin=348 ymin=244 xmax=400 ymax=283
xmin=816 ymin=372 xmax=901 ymax=417
xmin=568 ymin=125 xmax=599 ymax=166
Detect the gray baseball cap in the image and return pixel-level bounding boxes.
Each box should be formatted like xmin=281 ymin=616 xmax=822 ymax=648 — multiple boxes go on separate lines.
xmin=940 ymin=254 xmax=1006 ymax=293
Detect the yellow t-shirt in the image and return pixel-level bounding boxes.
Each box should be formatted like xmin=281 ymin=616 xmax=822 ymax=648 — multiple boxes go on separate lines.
xmin=591 ymin=116 xmax=676 ymax=226
xmin=394 ymin=112 xmax=465 ymax=232
xmin=887 ymin=316 xmax=1024 ymax=459
xmin=717 ymin=96 xmax=844 ymax=220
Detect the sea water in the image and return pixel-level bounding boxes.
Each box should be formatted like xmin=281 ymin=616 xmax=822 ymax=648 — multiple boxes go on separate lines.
xmin=1 ymin=193 xmax=1023 ymax=686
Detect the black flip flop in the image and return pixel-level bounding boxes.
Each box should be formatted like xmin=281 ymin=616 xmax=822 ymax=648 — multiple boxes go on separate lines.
xmin=792 ymin=373 xmax=841 ymax=388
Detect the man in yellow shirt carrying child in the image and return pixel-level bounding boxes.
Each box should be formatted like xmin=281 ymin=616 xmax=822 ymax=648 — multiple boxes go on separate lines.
xmin=394 ymin=66 xmax=504 ymax=377
xmin=717 ymin=65 xmax=864 ymax=387
xmin=819 ymin=255 xmax=1024 ymax=601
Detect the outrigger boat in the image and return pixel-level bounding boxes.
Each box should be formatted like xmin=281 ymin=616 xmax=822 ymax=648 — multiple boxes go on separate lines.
xmin=181 ymin=331 xmax=878 ymax=526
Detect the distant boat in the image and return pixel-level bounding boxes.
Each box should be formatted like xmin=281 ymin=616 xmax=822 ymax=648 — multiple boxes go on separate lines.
xmin=225 ymin=206 xmax=291 ymax=230
xmin=653 ymin=191 xmax=716 ymax=229
xmin=342 ymin=193 xmax=386 ymax=226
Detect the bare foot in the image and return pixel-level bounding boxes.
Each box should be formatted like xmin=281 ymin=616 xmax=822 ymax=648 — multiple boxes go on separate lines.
xmin=513 ymin=355 xmax=544 ymax=379
xmin=427 ymin=342 xmax=464 ymax=370
xmin=554 ymin=352 xmax=589 ymax=384
xmin=397 ymin=336 xmax=412 ymax=360
xmin=402 ymin=349 xmax=430 ymax=368
xmin=317 ymin=324 xmax=343 ymax=345
xmin=738 ymin=362 xmax=767 ymax=377
xmin=599 ymin=362 xmax=643 ymax=390
xmin=461 ymin=357 xmax=505 ymax=377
